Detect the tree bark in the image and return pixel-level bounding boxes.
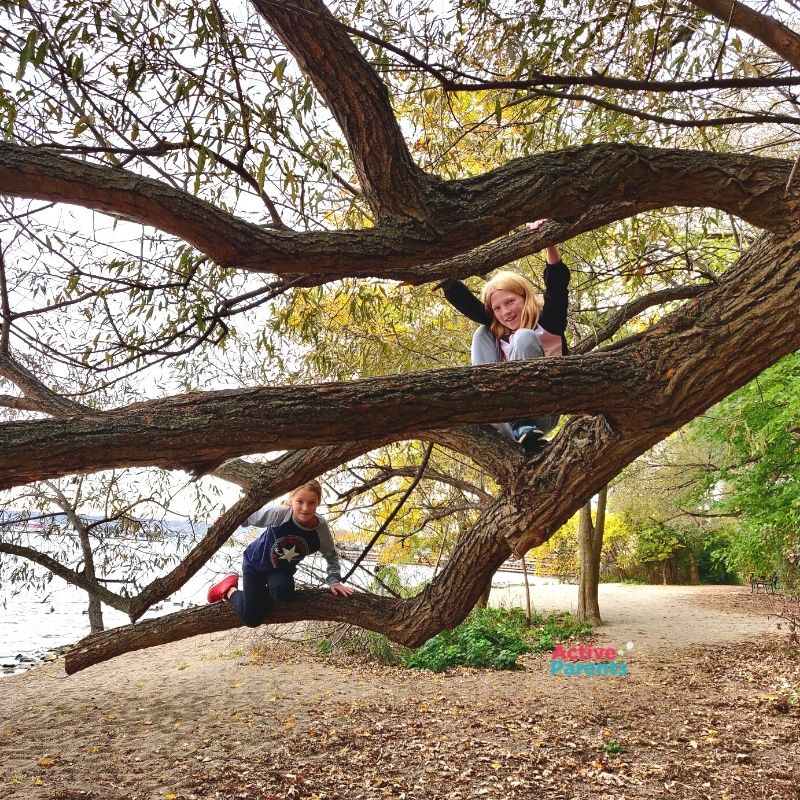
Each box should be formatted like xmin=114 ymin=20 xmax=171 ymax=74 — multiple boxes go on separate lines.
xmin=251 ymin=0 xmax=432 ymax=219
xmin=577 ymin=485 xmax=607 ymax=626
xmin=690 ymin=558 xmax=701 ymax=585
xmin=577 ymin=501 xmax=600 ymax=626
xmin=4 ymin=224 xmax=800 ymax=494
xmin=0 ymin=144 xmax=795 ymax=283
xmin=475 ymin=584 xmax=492 ymax=609
xmin=688 ymin=0 xmax=800 ymax=71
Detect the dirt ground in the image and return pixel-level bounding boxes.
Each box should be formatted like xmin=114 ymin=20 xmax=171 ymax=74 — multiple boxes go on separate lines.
xmin=1 ymin=584 xmax=798 ymax=800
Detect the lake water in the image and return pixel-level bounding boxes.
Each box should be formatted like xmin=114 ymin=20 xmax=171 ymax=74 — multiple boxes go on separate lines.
xmin=0 ymin=542 xmax=549 ymax=675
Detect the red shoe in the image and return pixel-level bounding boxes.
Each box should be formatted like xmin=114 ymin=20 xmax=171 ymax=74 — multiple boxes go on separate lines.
xmin=207 ymin=574 xmax=239 ymax=603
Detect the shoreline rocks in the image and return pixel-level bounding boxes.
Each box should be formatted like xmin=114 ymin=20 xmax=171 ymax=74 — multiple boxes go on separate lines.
xmin=1 ymin=644 xmax=71 ymax=676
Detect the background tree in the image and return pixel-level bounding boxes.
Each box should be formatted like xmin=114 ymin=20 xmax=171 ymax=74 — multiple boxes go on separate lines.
xmin=577 ymin=486 xmax=607 ymax=626
xmin=1 ymin=0 xmax=800 ymax=673
xmin=685 ymin=353 xmax=800 ymax=587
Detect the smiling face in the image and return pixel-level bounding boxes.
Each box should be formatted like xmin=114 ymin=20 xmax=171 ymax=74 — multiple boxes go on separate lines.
xmin=489 ymin=289 xmax=526 ymax=331
xmin=289 ymin=487 xmax=320 ymax=526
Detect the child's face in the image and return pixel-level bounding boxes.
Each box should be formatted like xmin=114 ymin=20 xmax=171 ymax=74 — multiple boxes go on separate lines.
xmin=490 ymin=289 xmax=525 ymax=331
xmin=290 ymin=487 xmax=320 ymax=526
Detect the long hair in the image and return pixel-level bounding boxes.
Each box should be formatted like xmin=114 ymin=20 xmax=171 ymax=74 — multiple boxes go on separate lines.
xmin=282 ymin=479 xmax=323 ymax=506
xmin=481 ymin=270 xmax=542 ymax=339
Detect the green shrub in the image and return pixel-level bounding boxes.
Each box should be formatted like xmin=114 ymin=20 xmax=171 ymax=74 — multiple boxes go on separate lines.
xmin=403 ymin=607 xmax=591 ymax=673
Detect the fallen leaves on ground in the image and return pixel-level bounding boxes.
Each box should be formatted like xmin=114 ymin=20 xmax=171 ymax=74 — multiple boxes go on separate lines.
xmin=175 ymin=639 xmax=799 ymax=800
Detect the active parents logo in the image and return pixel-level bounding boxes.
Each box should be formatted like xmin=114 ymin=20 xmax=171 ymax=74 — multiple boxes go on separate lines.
xmin=549 ymin=641 xmax=634 ymax=677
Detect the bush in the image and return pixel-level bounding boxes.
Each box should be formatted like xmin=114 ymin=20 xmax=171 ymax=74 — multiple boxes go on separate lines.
xmin=403 ymin=607 xmax=591 ymax=673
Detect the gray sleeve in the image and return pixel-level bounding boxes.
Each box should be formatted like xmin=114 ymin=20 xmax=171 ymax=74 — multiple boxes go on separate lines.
xmin=316 ymin=518 xmax=343 ymax=586
xmin=242 ymin=504 xmax=287 ymax=528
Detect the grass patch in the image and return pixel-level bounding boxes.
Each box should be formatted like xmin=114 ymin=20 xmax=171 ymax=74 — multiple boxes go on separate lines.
xmin=403 ymin=607 xmax=591 ymax=673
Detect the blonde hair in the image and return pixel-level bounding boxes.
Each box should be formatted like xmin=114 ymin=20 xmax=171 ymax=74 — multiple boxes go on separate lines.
xmin=283 ymin=479 xmax=323 ymax=506
xmin=481 ymin=270 xmax=542 ymax=339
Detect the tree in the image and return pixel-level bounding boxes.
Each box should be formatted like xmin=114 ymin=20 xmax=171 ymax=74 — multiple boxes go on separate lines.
xmin=687 ymin=353 xmax=800 ymax=586
xmin=2 ymin=0 xmax=800 ymax=674
xmin=577 ymin=486 xmax=607 ymax=626
xmin=0 ymin=470 xmax=214 ymax=632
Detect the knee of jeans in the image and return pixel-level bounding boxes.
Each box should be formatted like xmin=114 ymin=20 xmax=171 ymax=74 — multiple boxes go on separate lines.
xmin=512 ymin=328 xmax=541 ymax=346
xmin=270 ymin=585 xmax=295 ymax=602
xmin=512 ymin=329 xmax=544 ymax=358
xmin=269 ymin=574 xmax=295 ymax=602
xmin=472 ymin=325 xmax=489 ymax=343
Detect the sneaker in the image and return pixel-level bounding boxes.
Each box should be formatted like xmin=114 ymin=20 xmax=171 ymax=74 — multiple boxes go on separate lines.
xmin=515 ymin=424 xmax=545 ymax=453
xmin=207 ymin=574 xmax=239 ymax=603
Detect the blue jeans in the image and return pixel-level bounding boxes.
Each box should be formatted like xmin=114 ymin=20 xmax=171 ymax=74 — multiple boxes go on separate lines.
xmin=470 ymin=325 xmax=559 ymax=440
xmin=228 ymin=567 xmax=296 ymax=628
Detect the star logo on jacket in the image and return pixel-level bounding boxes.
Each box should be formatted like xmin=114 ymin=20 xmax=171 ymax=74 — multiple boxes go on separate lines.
xmin=270 ymin=535 xmax=309 ymax=567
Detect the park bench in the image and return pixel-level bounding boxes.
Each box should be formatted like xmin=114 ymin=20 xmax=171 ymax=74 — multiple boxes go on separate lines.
xmin=749 ymin=573 xmax=778 ymax=593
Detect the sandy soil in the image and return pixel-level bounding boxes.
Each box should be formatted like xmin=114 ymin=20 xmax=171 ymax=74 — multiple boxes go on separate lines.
xmin=0 ymin=584 xmax=797 ymax=800
xmin=491 ymin=582 xmax=779 ymax=653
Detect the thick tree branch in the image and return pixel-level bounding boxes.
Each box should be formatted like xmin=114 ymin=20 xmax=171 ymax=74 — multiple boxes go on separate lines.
xmin=1 ymin=144 xmax=797 ymax=284
xmin=0 ymin=356 xmax=634 ymax=489
xmin=2 ymin=230 xmax=798 ymax=494
xmin=0 ymin=353 xmax=93 ymax=418
xmin=0 ymin=394 xmax=43 ymax=412
xmin=572 ymin=283 xmax=713 ymax=354
xmin=689 ymin=0 xmax=800 ymax=70
xmin=251 ymin=0 xmax=432 ymax=219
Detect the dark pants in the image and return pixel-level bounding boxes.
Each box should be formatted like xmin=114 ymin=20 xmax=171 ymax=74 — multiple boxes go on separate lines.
xmin=228 ymin=567 xmax=296 ymax=628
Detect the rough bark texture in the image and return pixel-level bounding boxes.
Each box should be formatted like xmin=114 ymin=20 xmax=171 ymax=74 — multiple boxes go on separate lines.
xmin=5 ymin=230 xmax=798 ymax=502
xmin=0 ymin=144 xmax=795 ymax=282
xmin=251 ymin=0 xmax=433 ymax=219
xmin=689 ymin=0 xmax=800 ymax=70
xmin=577 ymin=486 xmax=606 ymax=626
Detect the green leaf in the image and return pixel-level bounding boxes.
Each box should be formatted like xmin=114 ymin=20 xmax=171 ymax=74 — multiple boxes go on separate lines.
xmin=256 ymin=149 xmax=269 ymax=194
xmin=16 ymin=29 xmax=39 ymax=80
xmin=193 ymin=147 xmax=207 ymax=194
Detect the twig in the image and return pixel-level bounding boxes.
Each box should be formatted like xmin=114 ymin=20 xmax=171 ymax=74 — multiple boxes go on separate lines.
xmin=342 ymin=443 xmax=434 ymax=583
